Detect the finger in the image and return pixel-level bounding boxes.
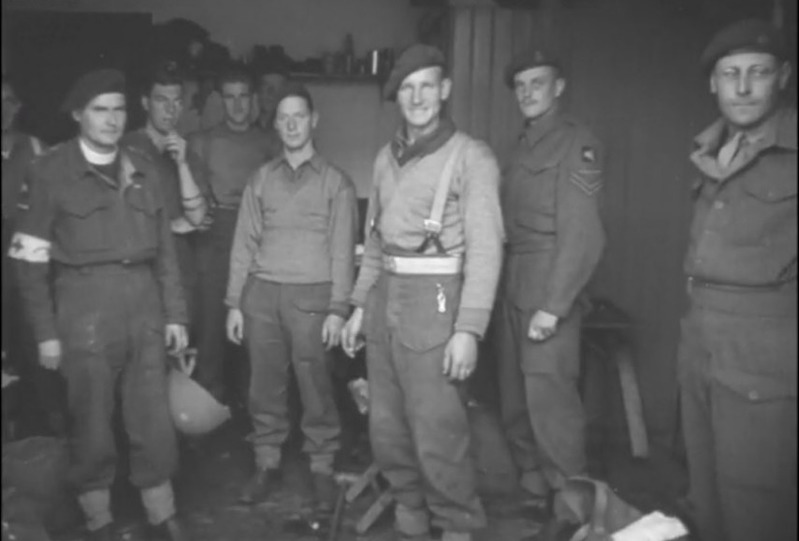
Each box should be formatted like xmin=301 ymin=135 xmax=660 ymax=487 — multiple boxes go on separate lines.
xmin=321 ymin=325 xmax=330 ymax=346
xmin=442 ymin=348 xmax=453 ymax=378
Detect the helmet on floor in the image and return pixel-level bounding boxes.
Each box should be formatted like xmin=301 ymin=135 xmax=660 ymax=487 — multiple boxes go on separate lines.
xmin=168 ymin=368 xmax=231 ymax=436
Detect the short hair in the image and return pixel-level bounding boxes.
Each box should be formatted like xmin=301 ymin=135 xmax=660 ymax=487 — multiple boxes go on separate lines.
xmin=143 ymin=59 xmax=185 ymax=96
xmin=274 ymin=82 xmax=314 ymax=113
xmin=217 ymin=65 xmax=253 ymax=93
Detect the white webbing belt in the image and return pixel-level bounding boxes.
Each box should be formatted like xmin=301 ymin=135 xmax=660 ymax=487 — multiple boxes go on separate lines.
xmin=382 ymin=255 xmax=463 ymax=275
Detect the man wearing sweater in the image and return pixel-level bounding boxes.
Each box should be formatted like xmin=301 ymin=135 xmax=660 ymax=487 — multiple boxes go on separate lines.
xmin=225 ymin=82 xmax=357 ymax=511
xmin=341 ymin=44 xmax=504 ymax=541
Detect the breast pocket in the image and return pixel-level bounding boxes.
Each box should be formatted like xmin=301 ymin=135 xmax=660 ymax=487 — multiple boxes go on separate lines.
xmin=735 ymin=170 xmax=797 ymax=246
xmin=509 ymin=162 xmax=557 ymax=233
xmin=58 ymin=192 xmax=113 ymax=252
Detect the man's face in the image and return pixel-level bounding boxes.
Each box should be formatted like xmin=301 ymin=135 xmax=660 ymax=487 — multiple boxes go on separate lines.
xmin=710 ymin=52 xmax=790 ymax=130
xmin=258 ymin=73 xmax=287 ymax=118
xmin=274 ymin=96 xmax=317 ymax=152
xmin=221 ymin=81 xmax=253 ymax=127
xmin=513 ymin=66 xmax=564 ymax=122
xmin=143 ymin=83 xmax=183 ymax=134
xmin=2 ymin=82 xmax=20 ymax=131
xmin=73 ymin=92 xmax=127 ymax=151
xmin=396 ymin=66 xmax=451 ymax=132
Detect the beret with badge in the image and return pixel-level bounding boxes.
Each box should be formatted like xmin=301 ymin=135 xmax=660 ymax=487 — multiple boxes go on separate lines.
xmin=383 ymin=44 xmax=447 ymax=101
xmin=504 ymin=46 xmax=562 ymax=88
xmin=700 ymin=19 xmax=787 ymax=73
xmin=60 ymin=68 xmax=126 ymax=114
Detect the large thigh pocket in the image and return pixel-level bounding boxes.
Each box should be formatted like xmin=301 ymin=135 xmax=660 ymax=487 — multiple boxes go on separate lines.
xmin=396 ymin=276 xmax=461 ymax=353
xmin=713 ymin=371 xmax=797 ymax=489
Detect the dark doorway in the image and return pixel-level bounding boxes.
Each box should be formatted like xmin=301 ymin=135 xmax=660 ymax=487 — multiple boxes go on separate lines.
xmin=5 ymin=10 xmax=152 ymax=144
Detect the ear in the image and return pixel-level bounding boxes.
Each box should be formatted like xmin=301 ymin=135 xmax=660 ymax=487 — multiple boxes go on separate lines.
xmin=71 ymin=109 xmax=82 ymax=123
xmin=311 ymin=111 xmax=320 ymax=130
xmin=778 ymin=61 xmax=792 ymax=90
xmin=440 ymin=77 xmax=452 ymax=101
xmin=709 ymin=73 xmax=718 ymax=94
xmin=555 ymin=77 xmax=566 ymax=98
xmin=141 ymin=96 xmax=150 ymax=113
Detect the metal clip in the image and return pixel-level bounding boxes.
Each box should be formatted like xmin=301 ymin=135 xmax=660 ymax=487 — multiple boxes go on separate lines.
xmin=436 ymin=283 xmax=447 ymax=314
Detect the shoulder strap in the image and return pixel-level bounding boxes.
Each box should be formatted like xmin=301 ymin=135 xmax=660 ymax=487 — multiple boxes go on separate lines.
xmin=424 ymin=133 xmax=469 ymax=235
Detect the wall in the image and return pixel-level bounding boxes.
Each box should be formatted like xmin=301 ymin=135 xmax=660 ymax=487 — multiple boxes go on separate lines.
xmin=5 ymin=0 xmax=423 ymax=59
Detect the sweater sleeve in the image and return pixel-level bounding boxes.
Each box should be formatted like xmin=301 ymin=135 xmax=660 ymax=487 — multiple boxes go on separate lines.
xmin=225 ymin=170 xmax=264 ymax=309
xmin=328 ymin=171 xmax=358 ymax=317
xmin=454 ymin=139 xmax=505 ymax=338
xmin=349 ymin=153 xmax=386 ymax=308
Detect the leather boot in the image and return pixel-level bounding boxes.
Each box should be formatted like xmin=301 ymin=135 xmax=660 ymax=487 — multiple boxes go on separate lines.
xmin=238 ymin=468 xmax=282 ymax=504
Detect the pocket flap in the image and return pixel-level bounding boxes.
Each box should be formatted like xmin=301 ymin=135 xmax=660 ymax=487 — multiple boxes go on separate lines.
xmin=126 ymin=186 xmax=160 ymax=215
xmin=62 ymin=192 xmax=109 ymax=217
xmin=743 ymin=175 xmax=797 ymax=202
xmin=293 ymin=287 xmax=331 ymax=314
xmin=715 ymin=370 xmax=797 ymax=402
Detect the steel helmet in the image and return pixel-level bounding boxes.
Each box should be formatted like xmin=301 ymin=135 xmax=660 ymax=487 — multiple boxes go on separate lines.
xmin=168 ymin=368 xmax=231 ymax=436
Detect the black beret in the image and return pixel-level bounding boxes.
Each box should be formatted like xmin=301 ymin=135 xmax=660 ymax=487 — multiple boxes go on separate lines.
xmin=383 ymin=44 xmax=446 ymax=101
xmin=701 ymin=19 xmax=786 ymax=72
xmin=61 ymin=69 xmax=126 ymax=113
xmin=504 ymin=48 xmax=562 ymax=88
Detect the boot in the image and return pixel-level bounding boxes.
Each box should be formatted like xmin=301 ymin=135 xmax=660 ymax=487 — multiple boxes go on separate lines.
xmin=238 ymin=468 xmax=281 ymax=504
xmin=311 ymin=471 xmax=339 ymax=512
xmin=151 ymin=515 xmax=189 ymax=541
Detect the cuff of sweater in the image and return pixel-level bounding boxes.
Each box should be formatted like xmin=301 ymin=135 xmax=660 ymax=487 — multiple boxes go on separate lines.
xmin=328 ymin=301 xmax=350 ymax=319
xmin=454 ymin=307 xmax=491 ymax=340
xmin=541 ymin=298 xmax=572 ymax=319
xmin=225 ymin=297 xmax=241 ymax=310
xmin=350 ymin=289 xmax=368 ymax=308
xmin=33 ymin=321 xmax=59 ymax=344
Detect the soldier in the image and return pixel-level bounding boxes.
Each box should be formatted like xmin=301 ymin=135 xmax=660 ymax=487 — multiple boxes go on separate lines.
xmin=678 ymin=20 xmax=797 ymax=541
xmin=189 ymin=66 xmax=278 ymax=405
xmin=122 ymin=60 xmax=209 ymax=327
xmin=496 ymin=48 xmax=605 ymax=507
xmin=8 ymin=69 xmax=188 ymax=541
xmin=225 ymin=82 xmax=357 ymax=510
xmin=341 ymin=44 xmax=504 ymax=541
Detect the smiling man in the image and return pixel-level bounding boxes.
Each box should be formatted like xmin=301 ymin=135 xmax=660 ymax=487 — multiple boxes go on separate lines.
xmin=678 ymin=20 xmax=797 ymax=541
xmin=341 ymin=44 xmax=504 ymax=541
xmin=189 ymin=66 xmax=278 ymax=407
xmin=225 ymin=82 xmax=357 ymax=511
xmin=7 ymin=69 xmax=189 ymax=541
xmin=495 ymin=47 xmax=605 ymax=511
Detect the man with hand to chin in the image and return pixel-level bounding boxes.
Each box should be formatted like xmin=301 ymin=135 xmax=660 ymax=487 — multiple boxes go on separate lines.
xmin=496 ymin=47 xmax=605 ymax=508
xmin=225 ymin=82 xmax=357 ymax=512
xmin=8 ymin=69 xmax=189 ymax=541
xmin=341 ymin=44 xmax=504 ymax=541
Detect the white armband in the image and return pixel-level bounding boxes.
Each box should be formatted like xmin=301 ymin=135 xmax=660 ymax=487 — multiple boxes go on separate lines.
xmin=7 ymin=232 xmax=51 ymax=263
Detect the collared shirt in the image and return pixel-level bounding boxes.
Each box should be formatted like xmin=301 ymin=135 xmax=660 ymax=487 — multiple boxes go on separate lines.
xmin=500 ymin=109 xmax=606 ymax=317
xmin=686 ymin=107 xmax=797 ymax=288
xmin=226 ymin=152 xmax=358 ymax=317
xmin=350 ymin=129 xmax=505 ymax=338
xmin=9 ymin=138 xmax=187 ymax=341
xmin=188 ymin=123 xmax=280 ymax=209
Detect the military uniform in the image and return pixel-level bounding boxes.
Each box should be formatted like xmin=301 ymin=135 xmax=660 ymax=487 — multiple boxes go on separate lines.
xmin=9 ymin=137 xmax=187 ymax=530
xmin=679 ymin=106 xmax=797 ymax=541
xmin=497 ymin=107 xmax=605 ymax=494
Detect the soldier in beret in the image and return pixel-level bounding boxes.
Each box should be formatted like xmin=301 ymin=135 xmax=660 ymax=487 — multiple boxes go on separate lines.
xmin=341 ymin=44 xmax=504 ymax=541
xmin=678 ymin=19 xmax=797 ymax=541
xmin=7 ymin=69 xmax=189 ymax=541
xmin=495 ymin=46 xmax=605 ymax=508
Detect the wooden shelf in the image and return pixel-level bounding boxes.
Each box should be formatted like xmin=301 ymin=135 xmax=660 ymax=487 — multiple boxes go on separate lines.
xmin=290 ymin=73 xmax=384 ymax=85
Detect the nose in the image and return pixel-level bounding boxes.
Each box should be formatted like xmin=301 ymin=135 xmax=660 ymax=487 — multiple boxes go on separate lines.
xmin=736 ymin=73 xmax=752 ymax=96
xmin=287 ymin=118 xmax=297 ymax=131
xmin=411 ymin=86 xmax=424 ymax=105
xmin=165 ymin=102 xmax=178 ymax=116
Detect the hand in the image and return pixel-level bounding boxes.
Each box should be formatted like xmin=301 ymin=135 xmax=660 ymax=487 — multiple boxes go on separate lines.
xmin=528 ymin=310 xmax=559 ymax=342
xmin=322 ymin=314 xmax=345 ymax=351
xmin=171 ymin=216 xmax=197 ymax=234
xmin=2 ymin=369 xmax=20 ymax=389
xmin=165 ymin=324 xmax=188 ymax=355
xmin=196 ymin=213 xmax=214 ymax=232
xmin=341 ymin=307 xmax=365 ymax=358
xmin=227 ymin=309 xmax=244 ymax=345
xmin=164 ymin=133 xmax=187 ymax=164
xmin=442 ymin=331 xmax=478 ymax=381
xmin=38 ymin=339 xmax=62 ymax=371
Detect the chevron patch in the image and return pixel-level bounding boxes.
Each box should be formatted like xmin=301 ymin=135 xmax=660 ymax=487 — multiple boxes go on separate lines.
xmin=570 ymin=170 xmax=602 ymax=196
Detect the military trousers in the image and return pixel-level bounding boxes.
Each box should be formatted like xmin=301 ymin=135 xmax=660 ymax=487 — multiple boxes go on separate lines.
xmin=195 ymin=209 xmax=246 ymax=403
xmin=495 ymin=299 xmax=587 ymax=494
xmin=678 ymin=285 xmax=797 ymax=541
xmin=364 ymin=272 xmax=486 ymax=536
xmin=241 ymin=278 xmax=340 ymax=473
xmin=54 ymin=263 xmax=178 ymax=492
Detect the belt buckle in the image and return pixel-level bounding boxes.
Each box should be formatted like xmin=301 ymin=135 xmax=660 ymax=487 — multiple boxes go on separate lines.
xmin=385 ymin=256 xmax=397 ymax=273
